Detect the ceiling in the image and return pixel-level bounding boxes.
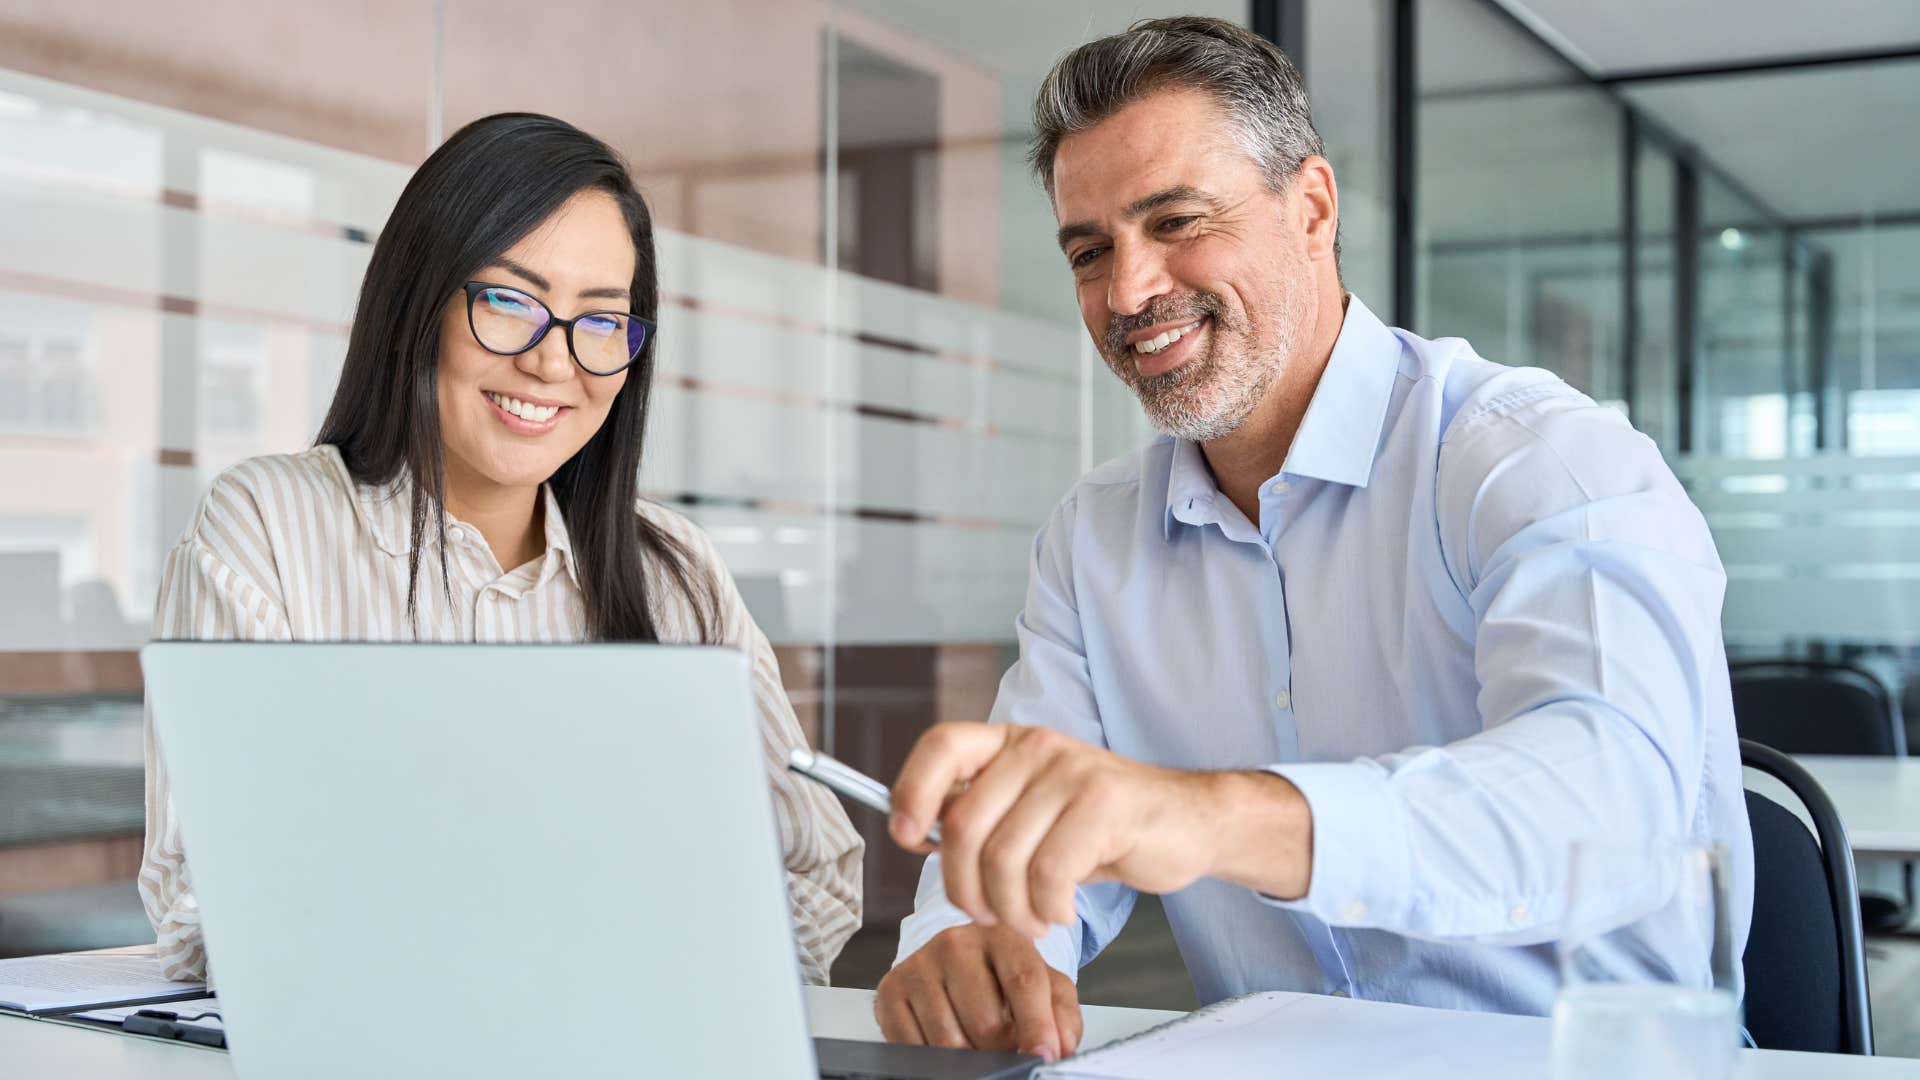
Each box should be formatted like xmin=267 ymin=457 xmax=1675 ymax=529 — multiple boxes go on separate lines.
xmin=1499 ymin=0 xmax=1920 ymax=76
xmin=838 ymin=1 xmax=1919 ymax=226
xmin=1497 ymin=0 xmax=1920 ymax=221
xmin=1624 ymin=60 xmax=1920 ymax=222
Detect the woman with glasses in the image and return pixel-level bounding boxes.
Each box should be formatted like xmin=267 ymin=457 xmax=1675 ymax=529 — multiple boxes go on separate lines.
xmin=139 ymin=113 xmax=862 ymax=985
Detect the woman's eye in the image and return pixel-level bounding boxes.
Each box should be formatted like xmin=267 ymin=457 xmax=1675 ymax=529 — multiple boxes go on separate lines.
xmin=486 ymin=291 xmax=532 ymax=314
xmin=578 ymin=314 xmax=621 ymax=337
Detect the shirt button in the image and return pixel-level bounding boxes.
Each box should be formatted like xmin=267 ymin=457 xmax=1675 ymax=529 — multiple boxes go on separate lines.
xmin=1274 ymin=689 xmax=1292 ymax=710
xmin=448 ymin=526 xmax=465 ymax=543
xmin=1342 ymin=900 xmax=1367 ymax=922
xmin=1269 ymin=480 xmax=1290 ymax=496
xmin=1509 ymin=904 xmax=1530 ymax=926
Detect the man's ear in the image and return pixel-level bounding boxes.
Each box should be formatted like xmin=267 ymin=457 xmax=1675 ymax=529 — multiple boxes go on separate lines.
xmin=1294 ymin=155 xmax=1339 ymax=264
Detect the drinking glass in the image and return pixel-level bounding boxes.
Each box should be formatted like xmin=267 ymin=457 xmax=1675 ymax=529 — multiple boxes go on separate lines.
xmin=1550 ymin=840 xmax=1740 ymax=1080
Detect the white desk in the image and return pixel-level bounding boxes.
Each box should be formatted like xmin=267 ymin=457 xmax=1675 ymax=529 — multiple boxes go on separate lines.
xmin=3 ymin=986 xmax=1916 ymax=1078
xmin=1788 ymin=756 xmax=1920 ymax=857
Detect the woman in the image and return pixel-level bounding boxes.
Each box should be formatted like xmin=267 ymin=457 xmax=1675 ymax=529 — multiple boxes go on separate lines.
xmin=139 ymin=113 xmax=862 ymax=985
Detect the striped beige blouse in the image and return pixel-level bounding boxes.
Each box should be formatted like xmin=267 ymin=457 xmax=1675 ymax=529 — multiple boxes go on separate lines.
xmin=140 ymin=445 xmax=863 ymax=985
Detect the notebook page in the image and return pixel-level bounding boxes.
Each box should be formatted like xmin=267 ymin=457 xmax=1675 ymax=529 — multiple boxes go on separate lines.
xmin=1041 ymin=992 xmax=1551 ymax=1080
xmin=0 ymin=951 xmax=207 ymax=1014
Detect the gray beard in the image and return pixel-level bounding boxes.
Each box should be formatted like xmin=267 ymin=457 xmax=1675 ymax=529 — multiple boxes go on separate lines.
xmin=1101 ymin=284 xmax=1308 ymax=443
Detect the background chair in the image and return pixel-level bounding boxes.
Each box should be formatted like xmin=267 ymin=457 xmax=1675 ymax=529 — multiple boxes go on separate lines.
xmin=1741 ymin=737 xmax=1874 ymax=1055
xmin=1731 ymin=658 xmax=1913 ymax=933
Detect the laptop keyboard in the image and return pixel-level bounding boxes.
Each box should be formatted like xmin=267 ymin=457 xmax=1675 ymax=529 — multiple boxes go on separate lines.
xmin=811 ymin=1036 xmax=1040 ymax=1080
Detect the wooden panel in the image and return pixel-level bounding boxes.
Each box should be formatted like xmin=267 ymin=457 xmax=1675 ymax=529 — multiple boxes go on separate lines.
xmin=0 ymin=834 xmax=143 ymax=898
xmin=833 ymin=644 xmax=940 ymax=927
xmin=0 ymin=0 xmax=436 ymax=164
xmin=827 ymin=642 xmax=1009 ymax=928
xmin=0 ymin=651 xmax=143 ymax=695
xmin=772 ymin=643 xmax=824 ymax=751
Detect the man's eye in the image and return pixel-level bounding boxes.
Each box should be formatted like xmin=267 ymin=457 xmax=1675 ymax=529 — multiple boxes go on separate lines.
xmin=1158 ymin=215 xmax=1200 ymax=232
xmin=1071 ymin=247 xmax=1106 ymax=269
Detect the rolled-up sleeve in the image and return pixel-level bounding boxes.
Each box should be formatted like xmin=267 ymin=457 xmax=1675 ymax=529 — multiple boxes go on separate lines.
xmin=893 ymin=495 xmax=1139 ymax=979
xmin=1262 ymin=390 xmax=1734 ymax=945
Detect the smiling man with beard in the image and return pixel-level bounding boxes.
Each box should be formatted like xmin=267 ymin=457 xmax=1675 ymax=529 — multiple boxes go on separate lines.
xmin=872 ymin=16 xmax=1753 ymax=1064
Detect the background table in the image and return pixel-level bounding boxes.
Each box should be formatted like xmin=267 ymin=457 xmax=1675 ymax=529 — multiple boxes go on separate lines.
xmin=1788 ymin=755 xmax=1920 ymax=857
xmin=4 ymin=985 xmax=1917 ymax=1077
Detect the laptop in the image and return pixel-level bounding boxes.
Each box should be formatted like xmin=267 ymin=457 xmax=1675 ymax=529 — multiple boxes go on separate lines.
xmin=143 ymin=642 xmax=1035 ymax=1079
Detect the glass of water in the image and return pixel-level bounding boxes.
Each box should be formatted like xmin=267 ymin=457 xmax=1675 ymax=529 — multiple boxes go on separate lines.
xmin=1550 ymin=840 xmax=1740 ymax=1080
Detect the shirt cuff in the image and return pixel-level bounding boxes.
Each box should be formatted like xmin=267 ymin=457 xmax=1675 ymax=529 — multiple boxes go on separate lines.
xmin=893 ymin=904 xmax=969 ymax=968
xmin=893 ymin=855 xmax=1083 ymax=981
xmin=893 ymin=911 xmax=1083 ymax=982
xmin=1256 ymin=761 xmax=1411 ymax=928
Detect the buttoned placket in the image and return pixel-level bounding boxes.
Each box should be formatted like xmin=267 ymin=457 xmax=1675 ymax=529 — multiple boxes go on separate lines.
xmin=1256 ymin=475 xmax=1357 ymax=999
xmin=444 ymin=523 xmax=513 ymax=639
xmin=1257 ymin=476 xmax=1298 ymax=725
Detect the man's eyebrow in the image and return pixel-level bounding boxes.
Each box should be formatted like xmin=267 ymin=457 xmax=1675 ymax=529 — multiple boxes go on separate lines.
xmin=1057 ymin=221 xmax=1105 ymax=251
xmin=488 ymin=257 xmax=629 ymax=303
xmin=1122 ymin=185 xmax=1221 ymax=218
xmin=1056 ymin=185 xmax=1224 ymax=251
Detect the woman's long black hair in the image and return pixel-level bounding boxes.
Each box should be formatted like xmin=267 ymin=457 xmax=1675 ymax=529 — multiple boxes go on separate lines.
xmin=316 ymin=112 xmax=714 ymax=642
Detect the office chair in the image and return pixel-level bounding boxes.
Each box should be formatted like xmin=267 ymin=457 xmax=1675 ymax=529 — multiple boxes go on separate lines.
xmin=1740 ymin=738 xmax=1874 ymax=1055
xmin=1730 ymin=658 xmax=1913 ymax=932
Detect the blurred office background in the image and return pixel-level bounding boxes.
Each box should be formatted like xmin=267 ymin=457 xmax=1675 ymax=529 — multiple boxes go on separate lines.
xmin=0 ymin=0 xmax=1915 ymax=1051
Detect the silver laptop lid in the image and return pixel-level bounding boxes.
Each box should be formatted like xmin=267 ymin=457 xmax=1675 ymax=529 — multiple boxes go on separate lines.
xmin=142 ymin=641 xmax=815 ymax=1079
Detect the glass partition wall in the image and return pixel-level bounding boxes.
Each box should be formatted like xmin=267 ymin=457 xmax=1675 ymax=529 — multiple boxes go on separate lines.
xmin=0 ymin=0 xmax=1214 ymax=979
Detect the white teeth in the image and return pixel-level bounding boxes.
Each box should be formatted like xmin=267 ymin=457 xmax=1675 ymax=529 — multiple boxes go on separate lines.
xmin=1133 ymin=320 xmax=1202 ymax=355
xmin=487 ymin=392 xmax=559 ymax=423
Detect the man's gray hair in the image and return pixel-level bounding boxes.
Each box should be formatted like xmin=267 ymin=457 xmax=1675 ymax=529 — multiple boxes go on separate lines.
xmin=1029 ymin=16 xmax=1324 ymax=198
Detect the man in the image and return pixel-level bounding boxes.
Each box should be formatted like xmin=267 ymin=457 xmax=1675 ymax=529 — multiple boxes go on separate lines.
xmin=874 ymin=16 xmax=1752 ymax=1064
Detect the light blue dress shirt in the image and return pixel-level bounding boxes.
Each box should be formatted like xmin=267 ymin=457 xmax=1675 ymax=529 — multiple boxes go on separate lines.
xmin=895 ymin=296 xmax=1753 ymax=1017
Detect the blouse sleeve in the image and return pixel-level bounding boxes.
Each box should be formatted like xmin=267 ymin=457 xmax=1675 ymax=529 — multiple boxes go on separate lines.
xmin=140 ymin=532 xmax=291 ymax=981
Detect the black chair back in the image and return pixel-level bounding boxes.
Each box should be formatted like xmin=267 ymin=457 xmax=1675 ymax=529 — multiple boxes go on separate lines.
xmin=1739 ymin=738 xmax=1873 ymax=1055
xmin=1730 ymin=659 xmax=1905 ymax=757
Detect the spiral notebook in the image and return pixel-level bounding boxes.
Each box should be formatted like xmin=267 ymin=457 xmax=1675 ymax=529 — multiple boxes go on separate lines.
xmin=1037 ymin=991 xmax=1549 ymax=1080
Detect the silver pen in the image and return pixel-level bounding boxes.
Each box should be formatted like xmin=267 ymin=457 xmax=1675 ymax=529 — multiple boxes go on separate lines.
xmin=787 ymin=747 xmax=943 ymax=846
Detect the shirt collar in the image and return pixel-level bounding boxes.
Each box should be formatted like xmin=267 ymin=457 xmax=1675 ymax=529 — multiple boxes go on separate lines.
xmin=1280 ymin=295 xmax=1402 ymax=489
xmin=1164 ymin=438 xmax=1222 ymax=538
xmin=1162 ymin=295 xmax=1402 ymax=538
xmin=335 ymin=445 xmax=581 ymax=589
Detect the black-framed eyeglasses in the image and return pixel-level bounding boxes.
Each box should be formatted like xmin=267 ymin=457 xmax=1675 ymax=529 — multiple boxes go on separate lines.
xmin=462 ymin=281 xmax=655 ymax=376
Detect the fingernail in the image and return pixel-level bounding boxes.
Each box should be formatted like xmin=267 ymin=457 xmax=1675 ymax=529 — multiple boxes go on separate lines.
xmin=890 ymin=812 xmax=916 ymax=841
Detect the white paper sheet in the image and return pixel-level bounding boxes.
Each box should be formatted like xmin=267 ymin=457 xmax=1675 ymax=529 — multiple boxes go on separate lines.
xmin=1040 ymin=992 xmax=1552 ymax=1080
xmin=0 ymin=951 xmax=207 ymax=1014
